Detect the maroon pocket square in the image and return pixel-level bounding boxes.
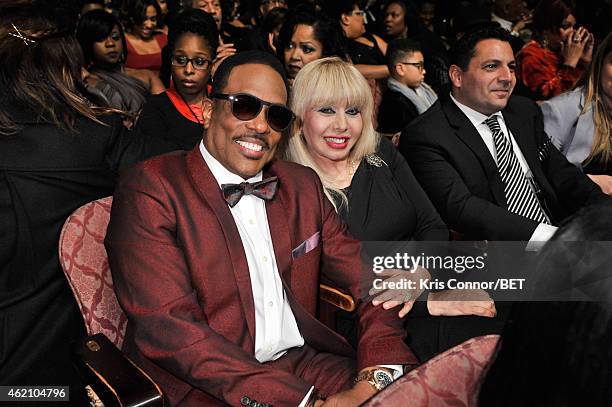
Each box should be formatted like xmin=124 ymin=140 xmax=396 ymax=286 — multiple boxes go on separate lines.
xmin=291 ymin=231 xmax=320 ymax=260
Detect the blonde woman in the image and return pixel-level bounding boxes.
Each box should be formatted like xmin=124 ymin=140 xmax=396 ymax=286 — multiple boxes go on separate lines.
xmin=541 ymin=32 xmax=612 ymax=194
xmin=286 ymin=57 xmax=446 ymax=240
xmin=285 ymin=57 xmax=498 ymax=361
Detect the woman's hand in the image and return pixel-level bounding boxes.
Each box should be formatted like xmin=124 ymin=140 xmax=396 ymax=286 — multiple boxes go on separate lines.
xmin=370 ymin=266 xmax=431 ymax=318
xmin=511 ymin=11 xmax=532 ymax=34
xmin=427 ymin=289 xmax=496 ymax=317
xmin=580 ymin=32 xmax=595 ymax=65
xmin=561 ymin=27 xmax=589 ymax=68
xmin=211 ymin=40 xmax=236 ymax=77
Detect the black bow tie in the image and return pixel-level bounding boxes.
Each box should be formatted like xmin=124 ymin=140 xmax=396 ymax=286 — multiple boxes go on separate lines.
xmin=221 ymin=176 xmax=279 ymax=208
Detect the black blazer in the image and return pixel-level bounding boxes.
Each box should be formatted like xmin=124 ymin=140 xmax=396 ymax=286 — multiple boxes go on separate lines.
xmin=398 ymin=94 xmax=607 ymax=240
xmin=377 ymin=88 xmax=419 ymax=134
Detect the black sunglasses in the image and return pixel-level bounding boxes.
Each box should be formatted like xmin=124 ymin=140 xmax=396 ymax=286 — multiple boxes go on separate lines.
xmin=211 ymin=93 xmax=295 ymax=132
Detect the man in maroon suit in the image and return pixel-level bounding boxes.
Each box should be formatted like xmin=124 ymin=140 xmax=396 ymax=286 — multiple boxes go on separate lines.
xmin=106 ymin=51 xmax=416 ymax=406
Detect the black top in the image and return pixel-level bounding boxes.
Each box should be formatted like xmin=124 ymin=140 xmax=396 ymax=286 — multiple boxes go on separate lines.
xmin=347 ymin=33 xmax=386 ymax=65
xmin=336 ymin=138 xmax=448 ymax=241
xmin=0 ymin=106 xmax=141 ymax=398
xmin=583 ymin=154 xmax=612 ymax=176
xmin=377 ymin=88 xmax=420 ymax=134
xmin=133 ymin=92 xmax=204 ymax=159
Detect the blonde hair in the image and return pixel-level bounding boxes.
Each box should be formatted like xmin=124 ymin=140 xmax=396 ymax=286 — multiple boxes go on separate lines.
xmin=577 ymin=32 xmax=612 ymax=167
xmin=284 ymin=57 xmax=380 ymax=210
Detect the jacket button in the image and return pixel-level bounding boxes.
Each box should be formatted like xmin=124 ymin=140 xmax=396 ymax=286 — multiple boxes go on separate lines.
xmin=240 ymin=396 xmax=250 ymax=406
xmin=249 ymin=400 xmax=258 ymax=407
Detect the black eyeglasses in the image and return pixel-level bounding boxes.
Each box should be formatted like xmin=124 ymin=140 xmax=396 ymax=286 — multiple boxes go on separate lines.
xmin=212 ymin=93 xmax=295 ymax=132
xmin=171 ymin=55 xmax=211 ymax=70
xmin=400 ymin=62 xmax=425 ymax=72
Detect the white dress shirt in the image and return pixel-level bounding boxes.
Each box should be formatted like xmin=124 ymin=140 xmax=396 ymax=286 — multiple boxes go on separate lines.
xmin=200 ymin=142 xmax=316 ymax=406
xmin=450 ymin=95 xmax=557 ymax=247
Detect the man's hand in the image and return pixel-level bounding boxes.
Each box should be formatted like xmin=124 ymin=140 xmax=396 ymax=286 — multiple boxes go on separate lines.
xmin=427 ymin=289 xmax=496 ymax=317
xmin=370 ymin=267 xmax=430 ymax=318
xmin=321 ymin=380 xmax=377 ymax=407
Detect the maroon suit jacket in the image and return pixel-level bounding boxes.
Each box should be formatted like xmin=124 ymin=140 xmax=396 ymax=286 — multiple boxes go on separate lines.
xmin=105 ymin=147 xmax=416 ymax=406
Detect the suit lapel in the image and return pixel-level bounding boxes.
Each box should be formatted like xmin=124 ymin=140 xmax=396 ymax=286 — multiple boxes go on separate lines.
xmin=264 ymin=161 xmax=293 ymax=283
xmin=185 ymin=148 xmax=256 ymax=343
xmin=442 ymin=97 xmax=506 ymax=206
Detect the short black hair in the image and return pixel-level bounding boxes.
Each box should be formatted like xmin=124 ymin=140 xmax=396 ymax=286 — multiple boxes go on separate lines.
xmin=77 ymin=9 xmax=127 ymax=67
xmin=449 ymin=25 xmax=513 ymax=71
xmin=276 ymin=6 xmax=349 ymax=63
xmin=159 ymin=8 xmax=219 ymax=87
xmin=211 ymin=50 xmax=289 ymax=97
xmin=386 ymin=38 xmax=422 ymax=72
xmin=167 ymin=8 xmax=219 ymax=56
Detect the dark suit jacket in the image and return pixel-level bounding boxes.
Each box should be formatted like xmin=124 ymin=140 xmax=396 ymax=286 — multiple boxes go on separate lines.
xmin=105 ymin=148 xmax=416 ymax=406
xmin=377 ymin=88 xmax=419 ymax=134
xmin=399 ymin=94 xmax=607 ymax=240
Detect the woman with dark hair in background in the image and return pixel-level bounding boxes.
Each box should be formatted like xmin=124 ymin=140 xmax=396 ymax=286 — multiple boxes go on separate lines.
xmin=325 ymin=0 xmax=389 ymax=80
xmin=541 ymin=32 xmax=612 ymax=194
xmin=77 ymin=9 xmax=165 ymax=127
xmin=260 ymin=6 xmax=288 ymax=53
xmin=123 ymin=0 xmax=168 ymax=74
xmin=133 ymin=8 xmax=218 ymax=158
xmin=516 ymin=0 xmax=594 ymax=100
xmin=276 ymin=6 xmax=349 ymax=86
xmin=0 ymin=3 xmax=141 ymax=402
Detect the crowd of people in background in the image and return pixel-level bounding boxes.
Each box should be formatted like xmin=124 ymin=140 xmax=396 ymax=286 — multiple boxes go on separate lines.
xmin=1 ymin=0 xmax=611 ymax=405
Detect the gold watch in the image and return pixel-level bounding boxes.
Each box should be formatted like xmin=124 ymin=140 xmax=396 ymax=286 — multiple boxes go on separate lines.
xmin=354 ymin=368 xmax=394 ymax=391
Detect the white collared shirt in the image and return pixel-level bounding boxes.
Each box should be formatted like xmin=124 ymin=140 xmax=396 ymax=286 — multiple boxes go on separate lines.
xmin=199 ymin=142 xmax=318 ymax=406
xmin=449 ymin=95 xmax=557 ymax=247
xmin=199 ymin=141 xmax=305 ymax=362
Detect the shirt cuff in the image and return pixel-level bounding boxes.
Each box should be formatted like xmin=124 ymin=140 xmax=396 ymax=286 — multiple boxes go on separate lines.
xmin=525 ymin=223 xmax=558 ymax=251
xmin=378 ymin=364 xmax=404 ymax=380
xmin=297 ymin=386 xmax=315 ymax=407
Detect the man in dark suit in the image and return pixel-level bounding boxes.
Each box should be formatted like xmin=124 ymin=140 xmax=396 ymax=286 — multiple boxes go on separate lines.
xmin=106 ymin=51 xmax=415 ymax=407
xmin=399 ymin=26 xmax=606 ymax=242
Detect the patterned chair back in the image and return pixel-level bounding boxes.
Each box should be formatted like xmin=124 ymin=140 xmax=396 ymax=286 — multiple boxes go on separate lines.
xmin=59 ymin=196 xmax=127 ymax=348
xmin=364 ymin=334 xmax=500 ymax=407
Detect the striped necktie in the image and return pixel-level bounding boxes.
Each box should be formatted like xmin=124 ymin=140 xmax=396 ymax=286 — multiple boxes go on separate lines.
xmin=484 ymin=115 xmax=549 ymax=224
